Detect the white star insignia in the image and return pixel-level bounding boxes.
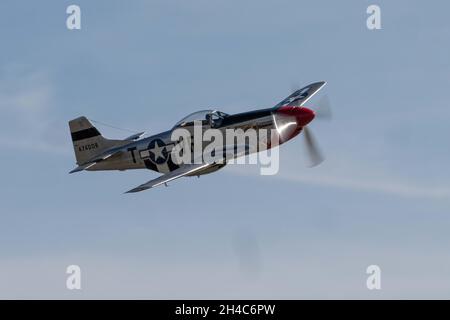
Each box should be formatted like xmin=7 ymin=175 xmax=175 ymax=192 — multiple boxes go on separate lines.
xmin=150 ymin=141 xmax=166 ymax=161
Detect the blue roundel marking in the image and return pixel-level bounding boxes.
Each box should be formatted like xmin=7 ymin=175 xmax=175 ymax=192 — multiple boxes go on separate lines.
xmin=147 ymin=138 xmax=168 ymax=164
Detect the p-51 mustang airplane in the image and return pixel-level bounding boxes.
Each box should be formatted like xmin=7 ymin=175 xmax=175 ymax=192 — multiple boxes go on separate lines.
xmin=68 ymin=82 xmax=329 ymax=193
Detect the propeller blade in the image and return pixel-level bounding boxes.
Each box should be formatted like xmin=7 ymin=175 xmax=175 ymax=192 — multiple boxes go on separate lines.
xmin=314 ymin=95 xmax=332 ymax=120
xmin=303 ymin=126 xmax=324 ymax=167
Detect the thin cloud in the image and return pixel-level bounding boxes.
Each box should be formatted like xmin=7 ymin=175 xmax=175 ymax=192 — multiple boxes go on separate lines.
xmin=277 ymin=172 xmax=450 ymax=199
xmin=227 ymin=157 xmax=450 ymax=200
xmin=0 ymin=66 xmax=69 ymax=155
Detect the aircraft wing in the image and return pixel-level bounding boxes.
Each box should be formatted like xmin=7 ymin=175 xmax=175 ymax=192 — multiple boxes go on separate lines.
xmin=274 ymin=81 xmax=326 ymax=108
xmin=125 ymin=144 xmax=255 ymax=193
xmin=125 ymin=162 xmax=212 ymax=193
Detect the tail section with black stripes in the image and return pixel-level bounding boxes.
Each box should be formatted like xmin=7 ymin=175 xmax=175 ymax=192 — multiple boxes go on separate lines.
xmin=69 ymin=116 xmax=121 ymax=165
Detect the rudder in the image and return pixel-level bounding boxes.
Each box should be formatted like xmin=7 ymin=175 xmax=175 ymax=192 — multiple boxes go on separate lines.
xmin=69 ymin=116 xmax=111 ymax=165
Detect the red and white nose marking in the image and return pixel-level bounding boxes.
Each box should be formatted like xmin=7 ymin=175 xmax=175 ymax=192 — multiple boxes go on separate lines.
xmin=273 ymin=106 xmax=316 ymax=144
xmin=276 ymin=106 xmax=315 ymax=127
xmin=295 ymin=107 xmax=315 ymax=126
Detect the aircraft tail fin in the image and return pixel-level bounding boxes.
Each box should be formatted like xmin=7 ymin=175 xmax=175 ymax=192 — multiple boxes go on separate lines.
xmin=68 ymin=116 xmax=120 ymax=165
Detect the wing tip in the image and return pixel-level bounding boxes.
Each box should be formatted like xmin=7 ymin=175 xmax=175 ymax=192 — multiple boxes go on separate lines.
xmin=313 ymin=80 xmax=327 ymax=87
xmin=124 ymin=186 xmax=150 ymax=193
xmin=69 ymin=166 xmax=84 ymax=174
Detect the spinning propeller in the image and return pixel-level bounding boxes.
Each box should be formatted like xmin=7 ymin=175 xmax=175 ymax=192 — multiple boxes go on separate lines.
xmin=301 ymin=94 xmax=332 ymax=167
xmin=274 ymin=89 xmax=332 ymax=168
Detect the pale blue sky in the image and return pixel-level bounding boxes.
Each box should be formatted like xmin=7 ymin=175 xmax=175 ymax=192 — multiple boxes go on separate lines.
xmin=1 ymin=0 xmax=450 ymax=298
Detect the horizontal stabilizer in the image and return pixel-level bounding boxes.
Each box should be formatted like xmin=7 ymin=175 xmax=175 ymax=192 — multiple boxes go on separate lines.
xmin=68 ymin=146 xmax=125 ymax=174
xmin=69 ymin=162 xmax=97 ymax=174
xmin=124 ymin=131 xmax=145 ymax=141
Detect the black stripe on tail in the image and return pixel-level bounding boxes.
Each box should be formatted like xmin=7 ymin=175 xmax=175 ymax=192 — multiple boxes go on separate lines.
xmin=71 ymin=127 xmax=101 ymax=142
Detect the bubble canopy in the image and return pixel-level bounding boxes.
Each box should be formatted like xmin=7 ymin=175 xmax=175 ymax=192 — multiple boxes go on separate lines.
xmin=173 ymin=110 xmax=229 ymax=128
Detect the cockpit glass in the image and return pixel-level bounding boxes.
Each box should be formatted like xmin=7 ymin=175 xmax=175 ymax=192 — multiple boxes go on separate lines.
xmin=173 ymin=110 xmax=229 ymax=128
